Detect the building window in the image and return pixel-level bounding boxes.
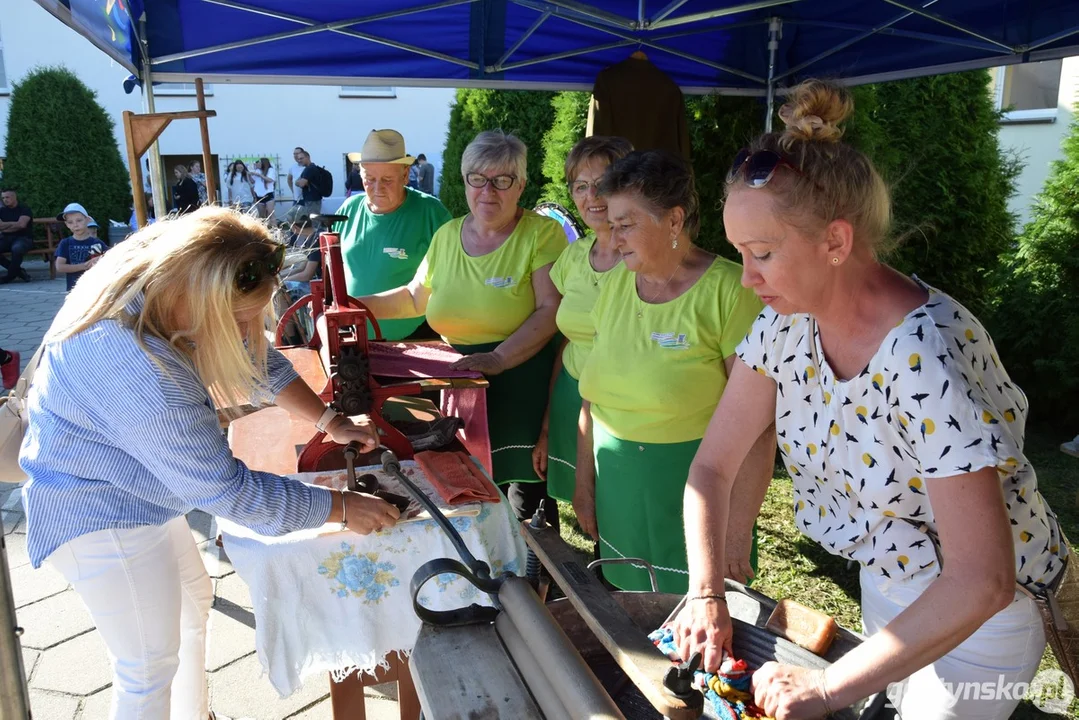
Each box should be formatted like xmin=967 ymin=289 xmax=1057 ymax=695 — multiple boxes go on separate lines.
xmin=989 ymin=60 xmax=1062 ymax=124
xmin=155 ymin=83 xmax=214 ymax=96
xmin=339 ymin=86 xmax=396 ymax=98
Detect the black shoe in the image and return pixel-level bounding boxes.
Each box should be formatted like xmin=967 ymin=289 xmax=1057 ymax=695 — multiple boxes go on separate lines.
xmin=16 ymin=270 xmax=30 ymax=282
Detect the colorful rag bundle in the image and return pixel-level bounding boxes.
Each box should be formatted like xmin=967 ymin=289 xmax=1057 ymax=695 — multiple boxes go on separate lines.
xmin=648 ymin=627 xmax=775 ymax=720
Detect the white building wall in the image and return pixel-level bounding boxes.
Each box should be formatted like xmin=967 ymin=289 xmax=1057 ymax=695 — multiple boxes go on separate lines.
xmin=999 ymin=57 xmax=1079 ymax=227
xmin=0 ymin=0 xmax=454 ymax=213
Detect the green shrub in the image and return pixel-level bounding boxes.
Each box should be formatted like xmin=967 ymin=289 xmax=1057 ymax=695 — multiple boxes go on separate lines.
xmin=867 ymin=72 xmax=1021 ymax=317
xmin=2 ymin=66 xmax=131 ymax=242
xmin=539 ymin=91 xmax=591 ymax=213
xmin=989 ymin=109 xmax=1079 ymax=427
xmin=438 ymin=89 xmax=555 ymax=217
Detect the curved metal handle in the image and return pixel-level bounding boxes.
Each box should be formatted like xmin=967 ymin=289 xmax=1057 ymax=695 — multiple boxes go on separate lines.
xmin=410 ymin=557 xmax=502 ymax=626
xmin=586 ymin=557 xmax=659 ymax=593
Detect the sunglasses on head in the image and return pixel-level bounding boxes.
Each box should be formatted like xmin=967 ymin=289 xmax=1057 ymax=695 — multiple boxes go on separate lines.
xmin=236 ymin=243 xmax=285 ymax=293
xmin=726 ymin=149 xmax=808 ymax=189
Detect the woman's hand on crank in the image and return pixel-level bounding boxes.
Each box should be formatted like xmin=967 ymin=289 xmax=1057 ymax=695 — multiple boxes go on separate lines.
xmin=669 ymin=595 xmax=733 ymax=673
xmin=326 ymin=414 xmax=379 ymax=451
xmin=342 ymin=491 xmax=400 ymax=535
xmin=450 ymin=351 xmax=506 ymax=375
xmin=752 ymin=663 xmax=832 ymax=720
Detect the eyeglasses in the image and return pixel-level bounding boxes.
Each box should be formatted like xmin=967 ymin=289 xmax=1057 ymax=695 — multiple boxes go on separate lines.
xmin=726 ymin=149 xmax=808 ymax=189
xmin=236 ymin=243 xmax=286 ymax=293
xmin=570 ymin=179 xmax=602 ymax=198
xmin=466 ymin=173 xmax=516 ymax=191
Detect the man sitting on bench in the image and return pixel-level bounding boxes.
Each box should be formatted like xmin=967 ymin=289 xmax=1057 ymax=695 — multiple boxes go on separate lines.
xmin=0 ymin=187 xmax=34 ymax=284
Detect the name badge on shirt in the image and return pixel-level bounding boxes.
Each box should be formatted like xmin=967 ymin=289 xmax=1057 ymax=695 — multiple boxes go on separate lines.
xmin=650 ymin=332 xmax=691 ymax=350
xmin=382 ymin=248 xmax=409 ymax=260
xmin=485 ymin=276 xmax=517 ymax=289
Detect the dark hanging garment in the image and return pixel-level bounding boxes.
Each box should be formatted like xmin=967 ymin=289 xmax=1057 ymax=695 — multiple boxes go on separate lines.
xmin=587 ymin=55 xmax=691 ymax=161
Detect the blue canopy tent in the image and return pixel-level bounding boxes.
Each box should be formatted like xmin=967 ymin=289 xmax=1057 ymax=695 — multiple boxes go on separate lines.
xmin=35 ymin=0 xmax=1079 ymax=98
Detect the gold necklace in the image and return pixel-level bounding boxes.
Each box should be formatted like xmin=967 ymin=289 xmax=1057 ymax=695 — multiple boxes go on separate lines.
xmin=635 ymin=258 xmax=683 ymax=318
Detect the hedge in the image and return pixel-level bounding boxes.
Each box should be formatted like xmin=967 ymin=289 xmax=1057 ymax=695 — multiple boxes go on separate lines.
xmin=438 ymin=89 xmax=555 ymax=217
xmin=2 ymin=66 xmax=132 ymax=243
xmin=989 ymin=107 xmax=1079 ymax=427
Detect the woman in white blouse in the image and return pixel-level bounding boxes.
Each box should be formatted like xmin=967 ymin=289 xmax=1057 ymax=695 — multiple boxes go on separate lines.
xmin=227 ymin=160 xmax=256 ymax=212
xmin=671 ymin=80 xmax=1067 ymax=720
xmin=250 ymin=157 xmax=276 ymax=218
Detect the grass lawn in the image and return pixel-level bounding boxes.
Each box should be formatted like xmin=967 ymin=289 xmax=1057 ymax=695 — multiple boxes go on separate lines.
xmin=557 ymin=430 xmax=1079 ymax=718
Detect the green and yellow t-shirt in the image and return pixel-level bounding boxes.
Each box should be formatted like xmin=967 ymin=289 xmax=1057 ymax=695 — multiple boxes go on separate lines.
xmin=416 ymin=212 xmax=567 ymax=346
xmin=579 ymin=258 xmax=763 ymax=444
xmin=548 ymin=235 xmax=618 ymax=380
xmin=335 ymin=187 xmax=452 ymax=340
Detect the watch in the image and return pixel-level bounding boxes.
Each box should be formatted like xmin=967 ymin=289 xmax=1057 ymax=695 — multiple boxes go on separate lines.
xmin=315 ymin=405 xmax=342 ymax=433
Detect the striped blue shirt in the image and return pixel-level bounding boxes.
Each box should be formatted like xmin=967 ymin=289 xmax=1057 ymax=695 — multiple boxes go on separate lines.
xmin=20 ymin=304 xmax=333 ymax=568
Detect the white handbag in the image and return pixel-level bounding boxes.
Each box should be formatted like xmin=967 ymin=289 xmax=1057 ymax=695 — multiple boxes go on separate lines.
xmin=0 ymin=345 xmax=44 ymax=485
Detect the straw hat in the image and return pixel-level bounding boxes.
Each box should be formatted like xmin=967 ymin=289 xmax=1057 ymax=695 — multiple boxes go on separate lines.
xmin=347 ymin=129 xmax=414 ymax=165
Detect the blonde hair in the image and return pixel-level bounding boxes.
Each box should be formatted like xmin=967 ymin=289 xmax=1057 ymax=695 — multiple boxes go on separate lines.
xmin=728 ymin=79 xmax=892 ymax=254
xmin=53 ymin=207 xmax=284 ymax=409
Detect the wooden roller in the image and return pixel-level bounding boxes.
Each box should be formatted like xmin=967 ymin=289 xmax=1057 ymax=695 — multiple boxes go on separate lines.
xmin=498 ymin=577 xmax=625 ymax=720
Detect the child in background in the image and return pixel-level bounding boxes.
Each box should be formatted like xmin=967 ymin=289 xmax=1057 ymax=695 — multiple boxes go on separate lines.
xmin=55 ymin=203 xmax=107 ymax=292
xmin=86 ymin=217 xmax=99 ymax=239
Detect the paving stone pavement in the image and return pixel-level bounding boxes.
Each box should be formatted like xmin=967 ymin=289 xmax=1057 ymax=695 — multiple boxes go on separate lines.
xmin=0 ymin=261 xmax=401 ymax=719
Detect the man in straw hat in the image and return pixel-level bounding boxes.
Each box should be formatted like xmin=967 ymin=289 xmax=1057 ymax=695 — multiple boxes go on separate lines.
xmin=336 ymin=129 xmax=451 ymax=340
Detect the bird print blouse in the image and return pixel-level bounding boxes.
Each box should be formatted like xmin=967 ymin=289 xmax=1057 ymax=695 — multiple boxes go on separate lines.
xmin=736 ymin=279 xmax=1067 ymax=595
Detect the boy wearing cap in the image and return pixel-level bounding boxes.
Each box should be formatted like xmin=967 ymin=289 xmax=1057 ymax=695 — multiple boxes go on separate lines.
xmin=55 ymin=203 xmax=107 ymax=292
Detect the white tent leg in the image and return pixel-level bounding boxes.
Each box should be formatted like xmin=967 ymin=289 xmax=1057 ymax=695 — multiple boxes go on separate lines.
xmin=765 ymin=17 xmax=781 ymax=132
xmin=140 ymin=13 xmax=168 ymax=221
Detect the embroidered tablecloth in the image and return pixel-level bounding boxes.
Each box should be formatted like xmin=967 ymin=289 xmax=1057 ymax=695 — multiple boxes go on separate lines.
xmin=218 ymin=461 xmax=525 ymax=696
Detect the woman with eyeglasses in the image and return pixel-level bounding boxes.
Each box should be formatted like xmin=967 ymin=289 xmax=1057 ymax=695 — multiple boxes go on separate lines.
xmin=531 ymin=136 xmax=632 ymax=539
xmin=670 ymin=81 xmax=1066 ymax=719
xmin=358 ymin=130 xmax=567 ymax=528
xmin=575 ymin=149 xmax=769 ymax=594
xmin=19 ymin=207 xmax=401 ymax=720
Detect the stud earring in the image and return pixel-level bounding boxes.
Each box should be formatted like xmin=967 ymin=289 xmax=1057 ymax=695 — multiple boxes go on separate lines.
xmin=831 ymin=257 xmax=839 ymax=265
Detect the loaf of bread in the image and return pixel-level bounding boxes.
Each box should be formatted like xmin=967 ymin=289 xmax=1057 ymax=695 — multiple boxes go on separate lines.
xmin=764 ymin=598 xmax=839 ymax=656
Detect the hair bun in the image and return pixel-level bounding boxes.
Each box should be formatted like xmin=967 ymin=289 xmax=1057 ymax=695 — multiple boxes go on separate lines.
xmin=779 ymin=80 xmax=852 ymax=144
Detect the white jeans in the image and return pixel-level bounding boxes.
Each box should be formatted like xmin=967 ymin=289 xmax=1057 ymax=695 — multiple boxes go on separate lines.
xmin=860 ymin=569 xmax=1046 ymax=720
xmin=48 ymin=516 xmax=213 ymax=720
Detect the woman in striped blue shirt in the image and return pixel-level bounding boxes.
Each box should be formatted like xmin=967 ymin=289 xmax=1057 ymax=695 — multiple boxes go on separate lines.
xmin=19 ymin=207 xmax=400 ymax=720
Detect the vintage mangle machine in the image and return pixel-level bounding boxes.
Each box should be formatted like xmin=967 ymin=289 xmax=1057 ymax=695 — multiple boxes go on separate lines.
xmin=279 ymin=217 xmax=889 ymax=720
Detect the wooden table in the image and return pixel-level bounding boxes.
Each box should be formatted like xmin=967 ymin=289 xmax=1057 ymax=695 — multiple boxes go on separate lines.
xmin=228 ymin=346 xmax=425 ymax=720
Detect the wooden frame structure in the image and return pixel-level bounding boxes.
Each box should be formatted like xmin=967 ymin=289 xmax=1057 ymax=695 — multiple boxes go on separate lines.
xmin=123 ymin=78 xmax=217 ymax=228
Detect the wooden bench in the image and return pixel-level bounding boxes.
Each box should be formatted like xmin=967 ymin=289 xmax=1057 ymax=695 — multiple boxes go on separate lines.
xmin=0 ymin=218 xmax=62 ymax=280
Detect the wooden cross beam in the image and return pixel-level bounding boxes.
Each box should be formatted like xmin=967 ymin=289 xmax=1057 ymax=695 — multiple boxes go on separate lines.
xmin=124 ymin=78 xmax=218 ymax=228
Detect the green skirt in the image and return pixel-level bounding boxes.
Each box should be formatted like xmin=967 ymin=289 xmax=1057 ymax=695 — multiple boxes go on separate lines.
xmin=593 ymin=422 xmax=758 ymax=593
xmin=546 ymin=365 xmax=582 ymax=502
xmin=453 ymin=339 xmax=558 ymax=486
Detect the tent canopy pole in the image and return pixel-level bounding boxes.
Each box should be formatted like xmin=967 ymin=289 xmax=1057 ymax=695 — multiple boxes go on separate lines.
xmin=765 ymin=17 xmax=781 ymax=132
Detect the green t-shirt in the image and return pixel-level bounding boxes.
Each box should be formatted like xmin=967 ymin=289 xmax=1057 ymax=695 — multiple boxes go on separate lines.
xmin=549 ymin=235 xmax=619 ymax=380
xmin=416 ymin=212 xmax=567 ymax=346
xmin=579 ymin=257 xmax=763 ymax=444
xmin=336 ymin=187 xmax=452 ymax=340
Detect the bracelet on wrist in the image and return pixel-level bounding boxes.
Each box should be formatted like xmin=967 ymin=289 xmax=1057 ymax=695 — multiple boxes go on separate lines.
xmin=817 ymin=669 xmax=834 ymax=715
xmin=687 ymin=593 xmax=727 ymax=604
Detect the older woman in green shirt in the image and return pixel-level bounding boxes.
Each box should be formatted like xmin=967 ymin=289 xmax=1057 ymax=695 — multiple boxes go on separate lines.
xmin=359 ymin=131 xmax=567 ymax=526
xmin=532 ymin=136 xmax=633 ymax=532
xmin=578 ymin=150 xmax=775 ymax=593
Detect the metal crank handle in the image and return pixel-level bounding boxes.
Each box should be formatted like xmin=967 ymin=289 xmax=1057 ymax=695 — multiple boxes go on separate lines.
xmin=343 ymin=441 xmax=361 ymax=491
xmin=381 ymin=450 xmax=492 ymax=583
